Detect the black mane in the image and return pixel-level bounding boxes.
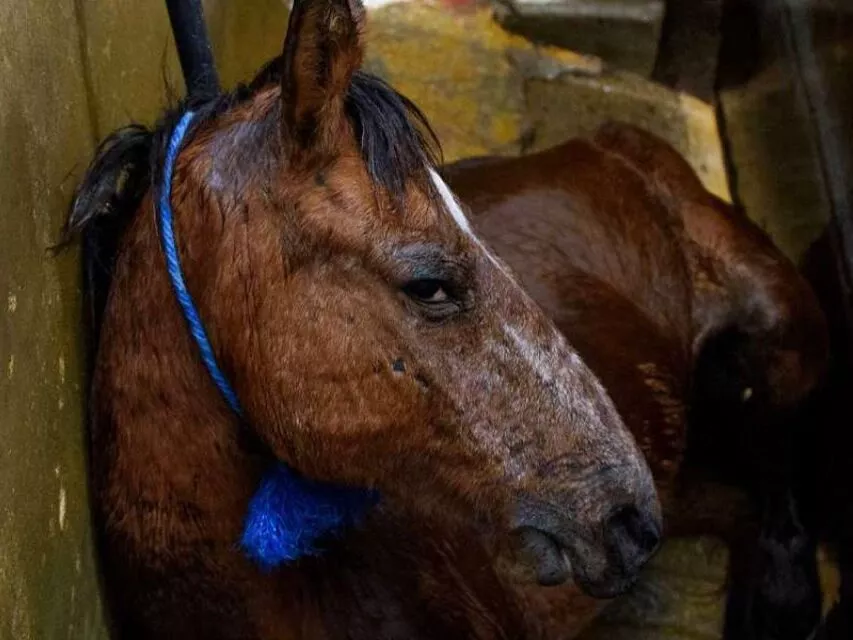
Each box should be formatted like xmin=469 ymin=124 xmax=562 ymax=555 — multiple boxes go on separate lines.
xmin=63 ymin=61 xmax=442 ymax=336
xmin=346 ymin=70 xmax=441 ymax=199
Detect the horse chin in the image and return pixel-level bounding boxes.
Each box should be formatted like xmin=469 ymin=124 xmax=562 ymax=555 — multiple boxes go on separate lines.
xmin=570 ymin=567 xmax=639 ymax=600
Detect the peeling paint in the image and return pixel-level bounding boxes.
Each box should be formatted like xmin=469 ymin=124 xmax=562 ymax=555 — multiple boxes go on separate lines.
xmin=7 ymin=293 xmax=17 ymax=312
xmin=58 ymin=487 xmax=67 ymax=532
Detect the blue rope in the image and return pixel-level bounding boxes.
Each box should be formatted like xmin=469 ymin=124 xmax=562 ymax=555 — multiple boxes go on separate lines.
xmin=157 ymin=110 xmax=377 ymax=568
xmin=158 ymin=110 xmax=243 ymax=415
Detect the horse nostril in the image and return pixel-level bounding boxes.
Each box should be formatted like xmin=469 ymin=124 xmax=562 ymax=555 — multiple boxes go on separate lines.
xmin=604 ymin=505 xmax=661 ymax=567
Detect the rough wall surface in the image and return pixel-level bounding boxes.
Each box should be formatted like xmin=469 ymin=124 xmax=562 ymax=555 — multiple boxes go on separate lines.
xmin=493 ymin=0 xmax=665 ymax=77
xmin=0 ymin=0 xmax=106 ymax=635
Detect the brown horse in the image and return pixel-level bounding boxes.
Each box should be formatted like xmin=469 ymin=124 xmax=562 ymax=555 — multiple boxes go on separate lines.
xmin=449 ymin=121 xmax=828 ymax=524
xmin=447 ymin=121 xmax=829 ymax=638
xmin=65 ymin=0 xmax=663 ymax=638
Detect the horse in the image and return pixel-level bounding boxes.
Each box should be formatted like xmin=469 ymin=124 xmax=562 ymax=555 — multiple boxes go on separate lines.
xmin=64 ymin=0 xmax=662 ymax=637
xmin=444 ymin=122 xmax=829 ymax=638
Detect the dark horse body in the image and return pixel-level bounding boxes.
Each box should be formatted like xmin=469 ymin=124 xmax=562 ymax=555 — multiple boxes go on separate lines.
xmin=451 ymin=122 xmax=827 ymax=532
xmin=68 ymin=0 xmax=826 ymax=637
xmin=449 ymin=124 xmax=829 ymax=639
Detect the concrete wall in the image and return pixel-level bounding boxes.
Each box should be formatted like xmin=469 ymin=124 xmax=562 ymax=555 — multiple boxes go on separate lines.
xmin=719 ymin=0 xmax=850 ymax=265
xmin=0 ymin=2 xmax=287 ymax=637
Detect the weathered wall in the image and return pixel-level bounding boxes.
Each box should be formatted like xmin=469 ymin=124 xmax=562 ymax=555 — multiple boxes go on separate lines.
xmin=493 ymin=0 xmax=665 ymax=77
xmin=0 ymin=0 xmax=106 ymax=635
xmin=718 ymin=1 xmax=848 ymax=264
xmin=75 ymin=0 xmax=288 ymax=140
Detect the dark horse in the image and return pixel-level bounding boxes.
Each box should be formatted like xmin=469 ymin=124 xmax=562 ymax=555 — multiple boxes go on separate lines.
xmin=447 ymin=122 xmax=829 ymax=639
xmin=66 ymin=0 xmax=662 ymax=638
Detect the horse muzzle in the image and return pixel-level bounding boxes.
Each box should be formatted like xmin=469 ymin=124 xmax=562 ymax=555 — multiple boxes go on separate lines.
xmin=512 ymin=490 xmax=662 ymax=598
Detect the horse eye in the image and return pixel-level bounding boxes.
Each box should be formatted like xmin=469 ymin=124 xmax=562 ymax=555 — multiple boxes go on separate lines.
xmin=403 ymin=279 xmax=449 ymax=303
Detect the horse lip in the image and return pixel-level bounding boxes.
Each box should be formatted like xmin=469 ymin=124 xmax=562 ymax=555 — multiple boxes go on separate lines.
xmin=511 ymin=523 xmax=643 ymax=598
xmin=513 ymin=526 xmax=573 ymax=587
xmin=577 ymin=572 xmax=639 ymax=599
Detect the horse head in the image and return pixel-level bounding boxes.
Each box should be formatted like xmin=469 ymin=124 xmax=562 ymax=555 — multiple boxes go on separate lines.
xmin=78 ymin=0 xmax=662 ymax=598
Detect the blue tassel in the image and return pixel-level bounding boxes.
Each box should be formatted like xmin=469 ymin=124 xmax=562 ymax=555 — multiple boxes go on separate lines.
xmin=241 ymin=464 xmax=380 ymax=569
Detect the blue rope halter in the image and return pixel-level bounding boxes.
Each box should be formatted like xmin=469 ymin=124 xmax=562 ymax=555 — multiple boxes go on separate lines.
xmin=158 ymin=111 xmax=378 ymax=568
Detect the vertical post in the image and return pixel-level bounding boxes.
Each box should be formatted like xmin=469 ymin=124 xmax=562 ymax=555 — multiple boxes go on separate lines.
xmin=164 ymin=0 xmax=220 ymax=98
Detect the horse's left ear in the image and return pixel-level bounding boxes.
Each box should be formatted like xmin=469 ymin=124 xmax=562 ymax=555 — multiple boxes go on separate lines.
xmin=280 ymin=0 xmax=366 ymax=162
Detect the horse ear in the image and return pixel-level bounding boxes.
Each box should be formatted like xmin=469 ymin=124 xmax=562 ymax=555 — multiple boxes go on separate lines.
xmin=280 ymin=0 xmax=366 ymax=161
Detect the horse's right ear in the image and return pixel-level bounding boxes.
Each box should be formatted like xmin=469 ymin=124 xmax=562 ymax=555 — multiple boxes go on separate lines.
xmin=280 ymin=0 xmax=366 ymax=163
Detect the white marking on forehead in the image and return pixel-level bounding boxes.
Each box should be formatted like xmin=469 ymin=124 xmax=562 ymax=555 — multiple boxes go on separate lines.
xmin=428 ymin=168 xmax=475 ymax=237
xmin=428 ymin=168 xmax=512 ymax=277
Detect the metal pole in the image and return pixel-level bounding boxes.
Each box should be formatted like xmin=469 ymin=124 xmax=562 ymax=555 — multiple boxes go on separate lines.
xmin=164 ymin=0 xmax=220 ymax=98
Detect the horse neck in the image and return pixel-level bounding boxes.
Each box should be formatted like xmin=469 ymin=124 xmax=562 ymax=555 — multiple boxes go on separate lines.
xmin=685 ymin=199 xmax=826 ymax=357
xmin=92 ymin=193 xmax=261 ymax=520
